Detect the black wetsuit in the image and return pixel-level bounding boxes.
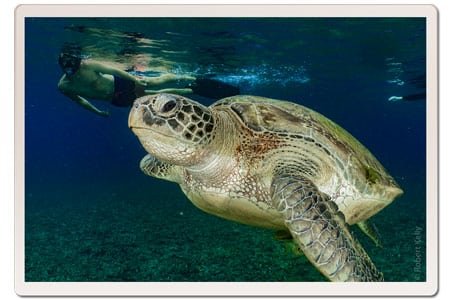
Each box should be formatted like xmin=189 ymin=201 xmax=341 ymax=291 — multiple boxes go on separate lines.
xmin=111 ymin=76 xmax=137 ymax=107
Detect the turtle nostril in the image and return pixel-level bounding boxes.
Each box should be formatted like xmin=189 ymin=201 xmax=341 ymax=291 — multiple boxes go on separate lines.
xmin=142 ymin=110 xmax=154 ymax=126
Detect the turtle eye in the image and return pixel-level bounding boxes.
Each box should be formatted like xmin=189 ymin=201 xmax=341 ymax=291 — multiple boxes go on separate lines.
xmin=161 ymin=100 xmax=177 ymax=113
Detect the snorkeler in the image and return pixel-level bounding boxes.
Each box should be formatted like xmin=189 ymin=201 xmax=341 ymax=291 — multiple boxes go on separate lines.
xmin=57 ymin=45 xmax=196 ymax=117
xmin=57 ymin=45 xmax=240 ymax=117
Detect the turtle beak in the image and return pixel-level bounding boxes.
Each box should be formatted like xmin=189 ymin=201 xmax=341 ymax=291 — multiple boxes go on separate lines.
xmin=129 ymin=96 xmax=151 ymax=129
xmin=128 ymin=103 xmax=140 ymax=131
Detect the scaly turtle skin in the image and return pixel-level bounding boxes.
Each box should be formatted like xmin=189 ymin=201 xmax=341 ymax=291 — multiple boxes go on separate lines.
xmin=128 ymin=94 xmax=403 ymax=282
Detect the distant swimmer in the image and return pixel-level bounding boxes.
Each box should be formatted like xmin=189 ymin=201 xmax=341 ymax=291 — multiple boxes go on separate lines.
xmin=388 ymin=74 xmax=425 ymax=102
xmin=388 ymin=92 xmax=426 ymax=102
xmin=57 ymin=44 xmax=240 ymax=117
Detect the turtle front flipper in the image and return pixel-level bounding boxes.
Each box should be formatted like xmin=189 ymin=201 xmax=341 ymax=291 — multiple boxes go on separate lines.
xmin=271 ymin=173 xmax=383 ymax=282
xmin=140 ymin=154 xmax=181 ymax=183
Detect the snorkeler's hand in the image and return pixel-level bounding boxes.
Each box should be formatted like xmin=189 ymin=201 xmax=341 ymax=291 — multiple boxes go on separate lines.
xmin=99 ymin=110 xmax=110 ymax=117
xmin=136 ymin=78 xmax=148 ymax=87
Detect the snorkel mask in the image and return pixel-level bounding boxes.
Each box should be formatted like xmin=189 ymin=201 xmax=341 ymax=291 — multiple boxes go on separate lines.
xmin=58 ymin=53 xmax=81 ymax=76
xmin=58 ymin=44 xmax=83 ymax=76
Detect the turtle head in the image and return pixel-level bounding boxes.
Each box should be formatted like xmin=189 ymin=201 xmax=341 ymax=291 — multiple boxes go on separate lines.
xmin=129 ymin=94 xmax=215 ymax=166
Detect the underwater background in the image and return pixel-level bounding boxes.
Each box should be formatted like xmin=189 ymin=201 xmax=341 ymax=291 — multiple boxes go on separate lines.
xmin=24 ymin=18 xmax=426 ymax=282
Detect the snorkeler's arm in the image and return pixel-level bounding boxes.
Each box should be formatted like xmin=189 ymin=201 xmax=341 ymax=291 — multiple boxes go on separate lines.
xmin=65 ymin=93 xmax=110 ymax=117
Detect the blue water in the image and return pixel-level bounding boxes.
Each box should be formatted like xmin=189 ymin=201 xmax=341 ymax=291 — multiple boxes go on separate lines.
xmin=25 ymin=18 xmax=426 ymax=282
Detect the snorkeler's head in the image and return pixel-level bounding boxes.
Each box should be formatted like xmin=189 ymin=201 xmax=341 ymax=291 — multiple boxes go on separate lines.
xmin=58 ymin=44 xmax=82 ymax=76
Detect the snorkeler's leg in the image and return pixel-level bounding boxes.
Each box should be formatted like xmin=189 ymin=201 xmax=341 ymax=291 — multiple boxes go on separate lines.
xmin=145 ymin=88 xmax=193 ymax=95
xmin=187 ymin=77 xmax=240 ymax=99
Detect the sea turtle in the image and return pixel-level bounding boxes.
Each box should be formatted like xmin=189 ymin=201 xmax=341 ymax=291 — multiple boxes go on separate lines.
xmin=128 ymin=93 xmax=403 ymax=282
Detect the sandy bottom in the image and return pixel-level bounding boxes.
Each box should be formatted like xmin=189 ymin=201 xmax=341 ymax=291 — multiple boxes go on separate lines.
xmin=25 ymin=182 xmax=425 ymax=282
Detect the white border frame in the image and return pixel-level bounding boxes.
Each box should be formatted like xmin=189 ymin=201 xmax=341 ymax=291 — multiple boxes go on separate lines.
xmin=14 ymin=4 xmax=438 ymax=296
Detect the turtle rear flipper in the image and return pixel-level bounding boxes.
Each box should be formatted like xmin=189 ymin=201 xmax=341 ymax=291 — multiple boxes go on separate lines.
xmin=273 ymin=230 xmax=292 ymax=241
xmin=357 ymin=220 xmax=383 ymax=248
xmin=271 ymin=172 xmax=383 ymax=282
